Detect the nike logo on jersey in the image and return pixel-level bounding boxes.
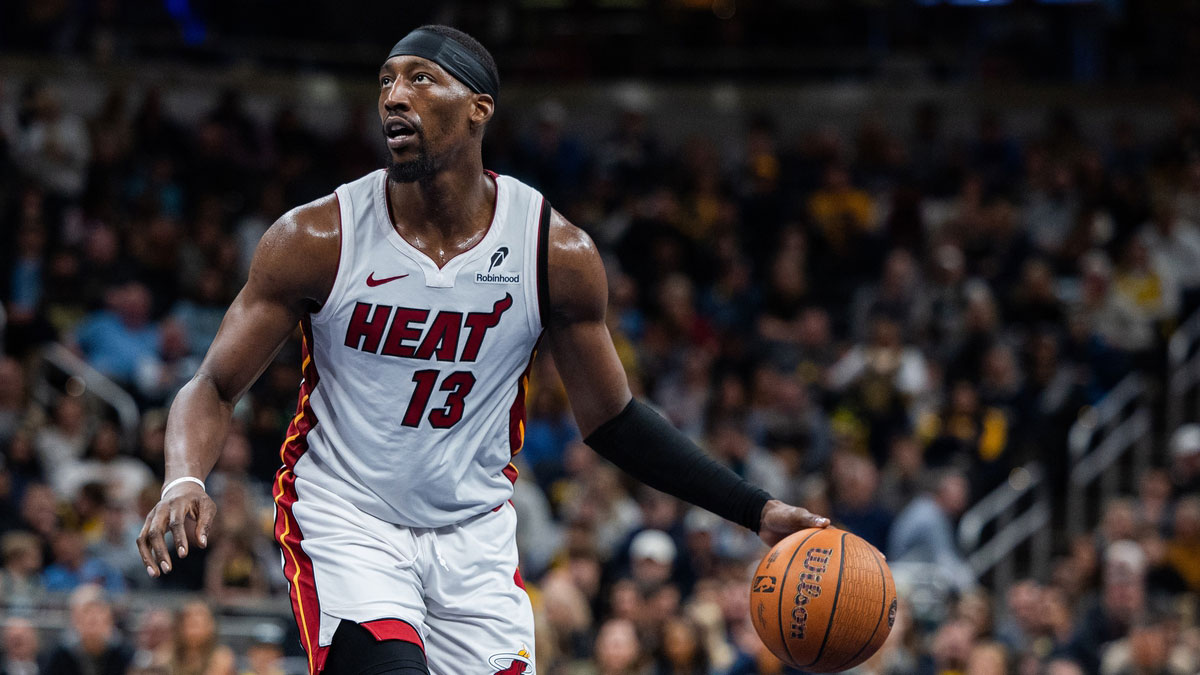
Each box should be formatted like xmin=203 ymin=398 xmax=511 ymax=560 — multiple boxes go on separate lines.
xmin=366 ymin=272 xmax=409 ymax=287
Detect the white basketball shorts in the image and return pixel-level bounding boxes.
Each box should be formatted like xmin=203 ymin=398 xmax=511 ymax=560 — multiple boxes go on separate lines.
xmin=273 ymin=472 xmax=536 ymax=675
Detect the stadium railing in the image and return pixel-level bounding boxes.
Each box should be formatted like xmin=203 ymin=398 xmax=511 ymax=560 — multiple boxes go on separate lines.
xmin=1168 ymin=309 xmax=1200 ymax=434
xmin=31 ymin=342 xmax=141 ymax=448
xmin=1066 ymin=373 xmax=1152 ymax=537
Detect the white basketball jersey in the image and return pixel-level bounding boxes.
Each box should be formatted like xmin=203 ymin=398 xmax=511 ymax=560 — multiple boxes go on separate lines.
xmin=279 ymin=169 xmax=548 ymax=528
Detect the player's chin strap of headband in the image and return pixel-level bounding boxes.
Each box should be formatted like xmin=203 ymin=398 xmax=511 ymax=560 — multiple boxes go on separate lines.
xmin=386 ymin=29 xmax=499 ymax=100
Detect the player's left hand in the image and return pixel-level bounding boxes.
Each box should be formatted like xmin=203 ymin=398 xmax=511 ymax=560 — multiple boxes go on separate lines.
xmin=759 ymin=499 xmax=830 ymax=546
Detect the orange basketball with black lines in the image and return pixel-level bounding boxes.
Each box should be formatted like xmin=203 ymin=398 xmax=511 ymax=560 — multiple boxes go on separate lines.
xmin=749 ymin=527 xmax=897 ymax=673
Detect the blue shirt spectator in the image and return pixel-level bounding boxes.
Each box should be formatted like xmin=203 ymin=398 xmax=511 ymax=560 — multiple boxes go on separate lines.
xmin=73 ymin=282 xmax=160 ymax=383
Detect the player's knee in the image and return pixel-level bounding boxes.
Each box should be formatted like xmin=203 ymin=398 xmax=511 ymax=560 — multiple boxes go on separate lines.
xmin=324 ymin=620 xmax=429 ymax=675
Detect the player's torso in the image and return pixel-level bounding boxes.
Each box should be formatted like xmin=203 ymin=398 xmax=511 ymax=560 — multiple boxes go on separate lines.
xmin=294 ymin=169 xmax=547 ymax=528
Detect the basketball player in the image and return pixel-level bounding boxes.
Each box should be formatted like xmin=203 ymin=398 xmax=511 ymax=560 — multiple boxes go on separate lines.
xmin=136 ymin=25 xmax=828 ymax=675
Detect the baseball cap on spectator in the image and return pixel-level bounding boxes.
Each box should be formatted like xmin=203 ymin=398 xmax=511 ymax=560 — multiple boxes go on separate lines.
xmin=630 ymin=529 xmax=676 ymax=565
xmin=1105 ymin=539 xmax=1147 ymax=579
xmin=1170 ymin=424 xmax=1200 ymax=459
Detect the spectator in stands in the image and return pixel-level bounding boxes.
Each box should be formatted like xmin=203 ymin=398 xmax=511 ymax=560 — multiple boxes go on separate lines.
xmin=34 ymin=396 xmax=89 ymax=486
xmin=829 ymin=451 xmax=892 ymax=550
xmin=166 ymin=601 xmax=236 ymax=675
xmin=42 ymin=529 xmax=124 ymax=593
xmin=3 ymin=429 xmax=45 ymax=508
xmin=828 ymin=312 xmax=931 ymax=461
xmin=588 ymin=617 xmax=646 ymax=675
xmin=73 ymin=280 xmax=160 ymax=385
xmin=1165 ymin=496 xmax=1200 ymax=593
xmin=11 ymin=82 xmax=90 ymax=200
xmin=54 ymin=420 xmax=151 ymax=507
xmin=0 ymin=358 xmax=40 ymax=448
xmin=877 ymin=435 xmax=924 ymax=515
xmin=851 ymin=248 xmax=930 ymax=343
xmin=169 ymin=266 xmax=229 ymax=360
xmin=652 ymin=615 xmax=709 ymax=675
xmin=4 ymin=225 xmax=46 ymax=340
xmin=1169 ymin=424 xmax=1200 ymax=494
xmin=0 ymin=617 xmax=40 ymax=675
xmin=1099 ymin=609 xmax=1197 ymax=675
xmin=1141 ymin=199 xmax=1200 ymax=311
xmin=1112 ymin=237 xmax=1180 ymax=342
xmin=1136 ymin=468 xmax=1175 ymax=537
xmin=1006 ymin=258 xmax=1066 ymax=336
xmin=88 ymin=497 xmax=143 ymax=588
xmin=0 ymin=531 xmax=44 ymax=609
xmin=134 ymin=318 xmax=200 ymax=407
xmin=43 ymin=585 xmax=133 ymax=675
xmin=888 ymin=469 xmax=976 ymax=593
xmin=705 ymin=415 xmax=788 ymax=506
xmin=808 ymin=164 xmax=876 ymax=258
xmin=241 ymin=623 xmax=286 ymax=675
xmin=1066 ymin=540 xmax=1149 ymax=672
xmin=129 ymin=607 xmax=172 ymax=672
xmin=18 ymin=484 xmax=60 ymax=547
xmin=1075 ymin=250 xmax=1154 ymax=356
xmin=966 ymin=642 xmax=1008 ymax=675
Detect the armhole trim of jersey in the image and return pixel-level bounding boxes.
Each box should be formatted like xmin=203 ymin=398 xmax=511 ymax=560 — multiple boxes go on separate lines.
xmin=536 ymin=197 xmax=552 ymax=329
xmin=312 ymin=189 xmax=349 ymax=320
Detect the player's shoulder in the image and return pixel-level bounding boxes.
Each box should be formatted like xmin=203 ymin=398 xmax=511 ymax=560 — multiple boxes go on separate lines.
xmin=546 ymin=209 xmax=599 ymax=273
xmin=248 ymin=193 xmax=341 ymax=307
xmin=256 ymin=193 xmax=341 ymax=264
xmin=544 ymin=209 xmax=606 ymax=321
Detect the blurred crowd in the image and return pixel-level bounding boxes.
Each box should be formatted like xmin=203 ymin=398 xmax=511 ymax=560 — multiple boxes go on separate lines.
xmin=2 ymin=72 xmax=1200 ymax=674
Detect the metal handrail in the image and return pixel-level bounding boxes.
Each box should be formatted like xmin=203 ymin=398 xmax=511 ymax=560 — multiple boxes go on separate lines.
xmin=1066 ymin=373 xmax=1151 ymax=536
xmin=1067 ymin=374 xmax=1144 ymax=461
xmin=1167 ymin=308 xmax=1200 ymax=433
xmin=957 ymin=463 xmax=1050 ymax=586
xmin=965 ymin=500 xmax=1051 ymax=579
xmin=34 ymin=342 xmax=141 ymax=444
xmin=1071 ymin=407 xmax=1151 ymax=486
xmin=958 ymin=463 xmax=1044 ymax=551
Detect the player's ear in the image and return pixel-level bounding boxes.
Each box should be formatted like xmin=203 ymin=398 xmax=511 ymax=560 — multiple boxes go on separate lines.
xmin=469 ymin=94 xmax=494 ymax=129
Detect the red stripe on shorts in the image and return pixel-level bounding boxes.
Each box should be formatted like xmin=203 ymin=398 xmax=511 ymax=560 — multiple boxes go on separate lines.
xmin=273 ymin=320 xmax=330 ymax=674
xmin=360 ymin=619 xmax=426 ymax=652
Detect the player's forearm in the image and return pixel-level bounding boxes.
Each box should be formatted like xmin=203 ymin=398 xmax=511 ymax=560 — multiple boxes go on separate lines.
xmin=584 ymin=399 xmax=772 ymax=531
xmin=162 ymin=373 xmax=236 ymax=483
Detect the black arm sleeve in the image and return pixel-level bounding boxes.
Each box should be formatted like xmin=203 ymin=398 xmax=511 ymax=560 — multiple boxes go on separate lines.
xmin=583 ymin=399 xmax=773 ymax=532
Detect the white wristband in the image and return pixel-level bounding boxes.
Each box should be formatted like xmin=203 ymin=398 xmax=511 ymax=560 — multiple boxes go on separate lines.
xmin=161 ymin=476 xmax=206 ymax=498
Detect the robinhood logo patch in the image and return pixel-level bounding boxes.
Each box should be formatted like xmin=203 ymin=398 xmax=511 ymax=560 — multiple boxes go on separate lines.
xmin=476 ymin=271 xmax=520 ymax=284
xmin=478 ymin=246 xmax=519 ymax=283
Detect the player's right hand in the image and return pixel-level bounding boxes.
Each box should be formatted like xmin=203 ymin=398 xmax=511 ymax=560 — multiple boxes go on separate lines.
xmin=136 ymin=482 xmax=217 ymax=578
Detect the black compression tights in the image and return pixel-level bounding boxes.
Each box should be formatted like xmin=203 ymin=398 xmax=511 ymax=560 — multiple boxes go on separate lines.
xmin=323 ymin=620 xmax=429 ymax=675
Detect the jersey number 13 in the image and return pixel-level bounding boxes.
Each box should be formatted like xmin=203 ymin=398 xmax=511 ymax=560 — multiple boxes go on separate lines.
xmin=402 ymin=370 xmax=475 ymax=429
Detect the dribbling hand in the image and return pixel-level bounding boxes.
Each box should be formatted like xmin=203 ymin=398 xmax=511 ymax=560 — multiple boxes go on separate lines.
xmin=136 ymin=483 xmax=217 ymax=578
xmin=758 ymin=499 xmax=831 ymax=546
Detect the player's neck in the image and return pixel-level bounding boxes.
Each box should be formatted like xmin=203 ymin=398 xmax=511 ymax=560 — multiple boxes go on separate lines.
xmin=387 ymin=161 xmax=493 ymax=238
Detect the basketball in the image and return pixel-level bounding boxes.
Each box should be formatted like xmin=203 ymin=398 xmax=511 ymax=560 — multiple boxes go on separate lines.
xmin=750 ymin=527 xmax=897 ymax=673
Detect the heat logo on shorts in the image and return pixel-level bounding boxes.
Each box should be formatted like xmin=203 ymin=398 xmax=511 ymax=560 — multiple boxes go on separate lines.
xmin=488 ymin=647 xmax=533 ymax=675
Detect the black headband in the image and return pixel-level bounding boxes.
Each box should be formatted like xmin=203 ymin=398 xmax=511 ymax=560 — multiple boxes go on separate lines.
xmin=386 ymin=29 xmax=498 ymax=100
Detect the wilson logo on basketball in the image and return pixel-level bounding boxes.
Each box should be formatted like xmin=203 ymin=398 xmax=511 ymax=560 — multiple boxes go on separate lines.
xmin=789 ymin=547 xmax=832 ymax=640
xmin=752 ymin=575 xmax=777 ymax=593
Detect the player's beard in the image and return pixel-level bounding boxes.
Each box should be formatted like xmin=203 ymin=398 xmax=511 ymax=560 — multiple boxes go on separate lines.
xmin=386 ymin=138 xmax=437 ymax=183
